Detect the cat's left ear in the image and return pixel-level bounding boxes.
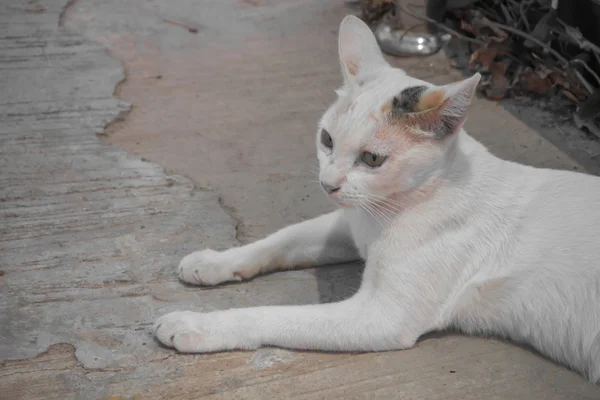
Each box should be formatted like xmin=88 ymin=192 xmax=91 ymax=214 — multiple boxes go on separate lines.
xmin=395 ymin=73 xmax=481 ymax=139
xmin=338 ymin=15 xmax=389 ymax=86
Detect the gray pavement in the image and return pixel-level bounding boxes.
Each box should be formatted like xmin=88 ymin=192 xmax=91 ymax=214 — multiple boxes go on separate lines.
xmin=1 ymin=0 xmax=599 ymax=399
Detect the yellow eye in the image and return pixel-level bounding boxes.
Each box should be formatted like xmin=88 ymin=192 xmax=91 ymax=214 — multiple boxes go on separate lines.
xmin=361 ymin=151 xmax=387 ymax=168
xmin=321 ymin=129 xmax=333 ymax=149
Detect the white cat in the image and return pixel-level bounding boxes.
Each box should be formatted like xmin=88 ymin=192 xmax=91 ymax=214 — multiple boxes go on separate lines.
xmin=154 ymin=15 xmax=600 ymax=383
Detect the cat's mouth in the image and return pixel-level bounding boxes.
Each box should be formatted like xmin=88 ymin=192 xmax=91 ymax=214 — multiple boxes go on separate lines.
xmin=319 ymin=182 xmax=358 ymax=208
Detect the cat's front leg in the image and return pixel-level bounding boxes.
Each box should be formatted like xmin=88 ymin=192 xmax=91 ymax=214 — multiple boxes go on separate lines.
xmin=178 ymin=209 xmax=359 ymax=286
xmin=154 ymin=290 xmax=417 ymax=353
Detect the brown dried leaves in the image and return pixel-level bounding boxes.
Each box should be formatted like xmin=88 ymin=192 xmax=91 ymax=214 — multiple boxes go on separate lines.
xmin=460 ymin=11 xmax=585 ymax=103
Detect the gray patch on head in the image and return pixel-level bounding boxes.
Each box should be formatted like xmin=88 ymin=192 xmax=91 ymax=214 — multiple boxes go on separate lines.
xmin=388 ymin=85 xmax=458 ymax=140
xmin=391 ymin=85 xmax=427 ymax=117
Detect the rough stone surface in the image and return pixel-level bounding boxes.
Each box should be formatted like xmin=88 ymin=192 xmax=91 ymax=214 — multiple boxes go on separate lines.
xmin=0 ymin=0 xmax=309 ymax=397
xmin=1 ymin=0 xmax=600 ymax=399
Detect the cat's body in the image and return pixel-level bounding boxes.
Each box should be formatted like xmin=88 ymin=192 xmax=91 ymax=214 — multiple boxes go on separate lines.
xmin=345 ymin=133 xmax=600 ymax=382
xmin=154 ymin=16 xmax=600 ymax=383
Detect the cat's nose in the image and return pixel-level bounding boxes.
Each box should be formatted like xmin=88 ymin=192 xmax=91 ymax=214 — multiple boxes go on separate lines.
xmin=321 ymin=182 xmax=341 ymax=194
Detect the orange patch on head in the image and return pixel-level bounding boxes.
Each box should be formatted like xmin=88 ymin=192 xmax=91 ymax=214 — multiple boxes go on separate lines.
xmin=375 ymin=117 xmax=438 ymax=146
xmin=380 ymin=103 xmax=392 ymax=114
xmin=374 ymin=123 xmax=420 ymax=145
xmin=374 ymin=126 xmax=395 ymax=141
xmin=416 ymin=89 xmax=445 ymax=112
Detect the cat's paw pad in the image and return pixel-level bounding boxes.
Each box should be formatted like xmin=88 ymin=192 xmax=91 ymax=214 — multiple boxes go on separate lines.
xmin=154 ymin=311 xmax=212 ymax=353
xmin=177 ymin=249 xmax=241 ymax=286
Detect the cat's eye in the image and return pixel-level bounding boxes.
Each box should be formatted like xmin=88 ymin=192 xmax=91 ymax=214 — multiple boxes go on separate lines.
xmin=361 ymin=152 xmax=387 ymax=168
xmin=321 ymin=129 xmax=333 ymax=149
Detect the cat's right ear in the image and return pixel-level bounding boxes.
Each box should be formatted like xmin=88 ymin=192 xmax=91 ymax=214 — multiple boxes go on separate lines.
xmin=338 ymin=15 xmax=388 ymax=86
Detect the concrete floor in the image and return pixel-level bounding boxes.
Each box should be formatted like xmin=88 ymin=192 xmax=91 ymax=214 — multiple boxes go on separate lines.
xmin=1 ymin=0 xmax=600 ymax=399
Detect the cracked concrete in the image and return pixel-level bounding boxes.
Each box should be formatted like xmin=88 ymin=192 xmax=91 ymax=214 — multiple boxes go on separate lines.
xmin=2 ymin=0 xmax=600 ymax=399
xmin=1 ymin=0 xmax=245 ymax=397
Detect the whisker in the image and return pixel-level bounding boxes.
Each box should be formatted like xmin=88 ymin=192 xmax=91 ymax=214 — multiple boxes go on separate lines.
xmin=350 ymin=183 xmax=404 ymax=216
xmin=364 ymin=198 xmax=393 ymax=225
xmin=371 ymin=197 xmax=404 ymax=214
xmin=370 ymin=200 xmax=402 ymax=220
xmin=362 ymin=191 xmax=406 ymax=213
xmin=352 ymin=193 xmax=389 ymax=227
xmin=358 ymin=202 xmax=385 ymax=228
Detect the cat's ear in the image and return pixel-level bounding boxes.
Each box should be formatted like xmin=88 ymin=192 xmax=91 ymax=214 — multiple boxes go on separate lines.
xmin=393 ymin=73 xmax=481 ymax=139
xmin=338 ymin=15 xmax=388 ymax=86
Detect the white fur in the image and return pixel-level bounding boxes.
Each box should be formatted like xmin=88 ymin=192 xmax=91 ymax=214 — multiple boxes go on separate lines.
xmin=154 ymin=15 xmax=600 ymax=383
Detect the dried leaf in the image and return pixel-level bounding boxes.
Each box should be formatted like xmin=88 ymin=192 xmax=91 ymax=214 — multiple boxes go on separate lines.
xmin=491 ymin=60 xmax=509 ymax=76
xmin=562 ymin=90 xmax=580 ymax=104
xmin=469 ymin=41 xmax=511 ymax=71
xmin=485 ymin=61 xmax=510 ymax=100
xmin=470 ymin=47 xmax=496 ymax=71
xmin=485 ymin=77 xmax=510 ymax=100
xmin=520 ymin=68 xmax=553 ymax=95
xmin=548 ymin=71 xmax=567 ymax=88
xmin=479 ymin=16 xmax=508 ymax=40
xmin=569 ymin=84 xmax=588 ymax=100
xmin=460 ymin=20 xmax=479 ymax=36
xmin=533 ymin=64 xmax=552 ymax=79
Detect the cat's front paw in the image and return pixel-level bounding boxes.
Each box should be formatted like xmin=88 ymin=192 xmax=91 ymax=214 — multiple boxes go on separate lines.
xmin=178 ymin=249 xmax=241 ymax=286
xmin=154 ymin=311 xmax=214 ymax=352
xmin=153 ymin=311 xmax=255 ymax=353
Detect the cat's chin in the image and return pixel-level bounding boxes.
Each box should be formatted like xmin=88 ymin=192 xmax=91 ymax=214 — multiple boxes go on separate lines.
xmin=331 ymin=199 xmax=355 ymax=209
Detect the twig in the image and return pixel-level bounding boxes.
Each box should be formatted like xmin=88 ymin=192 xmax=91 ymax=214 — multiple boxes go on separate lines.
xmin=499 ymin=4 xmax=513 ymax=25
xmin=400 ymin=3 xmax=486 ymax=46
xmin=163 ymin=19 xmax=198 ymax=34
xmin=574 ymin=112 xmax=600 ymax=139
xmin=471 ymin=17 xmax=569 ymax=67
xmin=564 ymin=24 xmax=600 ymax=67
xmin=571 ymin=59 xmax=600 ymax=88
xmin=519 ymin=0 xmax=531 ymax=32
xmin=559 ymin=21 xmax=600 ymax=56
xmin=555 ymin=122 xmax=567 ymax=135
xmin=571 ymin=67 xmax=595 ymax=94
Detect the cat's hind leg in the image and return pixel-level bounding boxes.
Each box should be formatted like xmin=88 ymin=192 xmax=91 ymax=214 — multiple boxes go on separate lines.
xmin=178 ymin=210 xmax=359 ymax=286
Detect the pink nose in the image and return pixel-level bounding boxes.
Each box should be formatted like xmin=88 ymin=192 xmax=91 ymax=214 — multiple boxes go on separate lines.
xmin=321 ymin=182 xmax=341 ymax=194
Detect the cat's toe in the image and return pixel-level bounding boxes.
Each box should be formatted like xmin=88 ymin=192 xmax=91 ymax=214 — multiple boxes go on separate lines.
xmin=154 ymin=311 xmax=201 ymax=350
xmin=177 ymin=249 xmax=240 ymax=286
xmin=172 ymin=329 xmax=207 ymax=353
xmin=154 ymin=311 xmax=233 ymax=353
xmin=154 ymin=311 xmax=190 ymax=347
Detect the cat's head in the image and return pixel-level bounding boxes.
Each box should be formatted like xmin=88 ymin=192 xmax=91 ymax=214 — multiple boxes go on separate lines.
xmin=317 ymin=15 xmax=480 ymax=208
